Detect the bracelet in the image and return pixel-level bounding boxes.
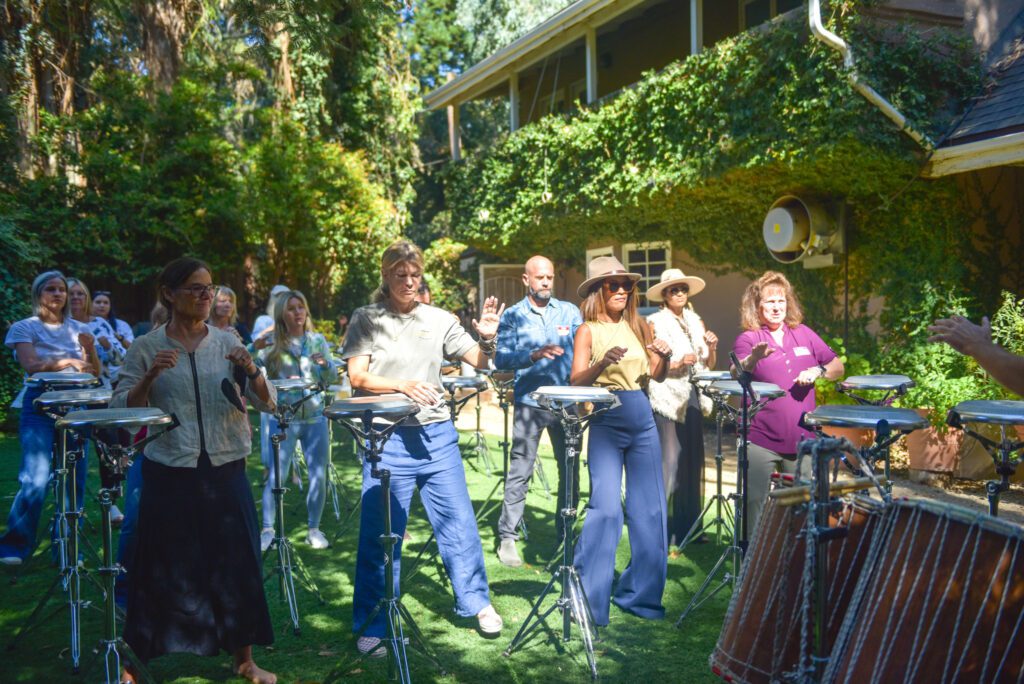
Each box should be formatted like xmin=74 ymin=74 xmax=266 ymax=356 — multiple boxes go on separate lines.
xmin=246 ymin=366 xmax=261 ymax=380
xmin=479 ymin=336 xmax=497 ymax=355
xmin=818 ymin=364 xmax=827 ymax=379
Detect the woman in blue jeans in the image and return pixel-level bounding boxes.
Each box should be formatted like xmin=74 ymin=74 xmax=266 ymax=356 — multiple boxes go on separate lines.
xmin=569 ymin=256 xmax=672 ymax=626
xmin=342 ymin=239 xmax=504 ymax=656
xmin=258 ymin=289 xmax=338 ymax=552
xmin=0 ymin=270 xmax=101 ymax=565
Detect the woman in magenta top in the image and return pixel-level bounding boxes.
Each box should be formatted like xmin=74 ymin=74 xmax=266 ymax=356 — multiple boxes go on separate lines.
xmin=731 ymin=271 xmax=844 ymax=536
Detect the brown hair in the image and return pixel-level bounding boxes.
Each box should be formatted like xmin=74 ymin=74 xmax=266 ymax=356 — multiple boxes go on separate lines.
xmin=373 ymin=240 xmax=425 ymax=304
xmin=739 ymin=270 xmax=804 ymax=331
xmin=579 ymin=279 xmax=650 ymax=348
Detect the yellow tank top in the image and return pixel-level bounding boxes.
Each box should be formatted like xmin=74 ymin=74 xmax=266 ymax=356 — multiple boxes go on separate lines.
xmin=588 ymin=319 xmax=650 ymax=391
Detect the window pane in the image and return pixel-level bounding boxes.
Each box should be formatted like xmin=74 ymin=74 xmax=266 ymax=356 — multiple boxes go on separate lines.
xmin=633 ymin=264 xmax=648 ymax=277
xmin=628 ymin=249 xmax=644 ymax=262
xmin=649 ymin=263 xmax=666 ymax=278
xmin=648 ymin=248 xmax=665 ymax=262
xmin=777 ymin=0 xmax=802 ymax=13
xmin=745 ymin=0 xmax=770 ymax=27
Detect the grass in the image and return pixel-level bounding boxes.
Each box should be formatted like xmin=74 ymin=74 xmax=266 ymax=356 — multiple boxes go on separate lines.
xmin=0 ymin=421 xmax=728 ymax=683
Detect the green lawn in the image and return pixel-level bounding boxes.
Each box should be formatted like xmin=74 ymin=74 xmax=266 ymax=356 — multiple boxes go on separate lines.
xmin=0 ymin=425 xmax=726 ymax=683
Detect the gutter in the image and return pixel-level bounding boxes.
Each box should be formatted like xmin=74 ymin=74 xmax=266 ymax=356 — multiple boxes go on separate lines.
xmin=808 ymin=0 xmax=934 ymax=150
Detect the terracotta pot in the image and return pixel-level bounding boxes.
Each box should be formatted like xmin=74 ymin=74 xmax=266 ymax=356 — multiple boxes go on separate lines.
xmin=819 ymin=425 xmax=874 ymax=449
xmin=905 ymin=408 xmax=961 ymax=473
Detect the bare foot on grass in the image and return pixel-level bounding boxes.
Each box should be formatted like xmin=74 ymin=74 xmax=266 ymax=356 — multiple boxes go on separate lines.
xmin=235 ymin=660 xmax=277 ymax=684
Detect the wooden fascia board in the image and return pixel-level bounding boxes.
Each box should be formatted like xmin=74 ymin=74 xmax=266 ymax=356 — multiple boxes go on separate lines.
xmin=923 ymin=131 xmax=1024 ymax=177
xmin=423 ymin=0 xmax=648 ymax=110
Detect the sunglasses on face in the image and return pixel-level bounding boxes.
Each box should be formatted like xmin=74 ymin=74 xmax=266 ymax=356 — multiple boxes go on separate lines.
xmin=603 ymin=280 xmax=635 ymax=293
xmin=667 ymin=285 xmax=689 ymax=296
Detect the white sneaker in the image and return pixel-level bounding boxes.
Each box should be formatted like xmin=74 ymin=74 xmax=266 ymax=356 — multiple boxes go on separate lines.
xmin=109 ymin=504 xmax=125 ymax=527
xmin=260 ymin=528 xmax=275 ymax=553
xmin=0 ymin=556 xmax=22 ymax=566
xmin=306 ymin=528 xmax=329 ymax=549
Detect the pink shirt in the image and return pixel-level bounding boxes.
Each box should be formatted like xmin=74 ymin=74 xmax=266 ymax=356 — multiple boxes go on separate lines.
xmin=733 ymin=324 xmax=837 ymax=454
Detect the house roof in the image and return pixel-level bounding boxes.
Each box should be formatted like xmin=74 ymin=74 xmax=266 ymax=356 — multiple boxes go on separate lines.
xmin=422 ymin=0 xmax=650 ymax=110
xmin=924 ymin=31 xmax=1024 ymax=177
xmin=946 ymin=37 xmax=1024 ymax=146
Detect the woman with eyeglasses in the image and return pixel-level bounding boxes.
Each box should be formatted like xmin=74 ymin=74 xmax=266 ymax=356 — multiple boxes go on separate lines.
xmin=731 ymin=270 xmax=843 ymax=538
xmin=92 ymin=290 xmax=134 ymax=350
xmin=645 ymin=269 xmax=718 ymax=549
xmin=0 ymin=271 xmax=100 ymax=565
xmin=343 ymin=239 xmax=504 ymax=655
xmin=570 ymin=256 xmax=672 ymax=627
xmin=112 ymin=257 xmax=278 ymax=684
xmin=257 ymin=289 xmax=338 ymax=552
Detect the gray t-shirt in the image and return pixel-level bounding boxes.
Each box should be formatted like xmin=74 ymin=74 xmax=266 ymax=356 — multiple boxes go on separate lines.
xmin=342 ymin=302 xmax=477 ymax=425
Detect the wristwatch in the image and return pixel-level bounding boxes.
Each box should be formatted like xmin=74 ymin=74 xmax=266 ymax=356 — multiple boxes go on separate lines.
xmin=246 ymin=366 xmax=261 ymax=380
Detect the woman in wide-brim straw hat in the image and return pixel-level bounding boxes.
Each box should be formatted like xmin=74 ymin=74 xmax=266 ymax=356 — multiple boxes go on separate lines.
xmin=645 ymin=269 xmax=718 ymax=550
xmin=570 ymin=255 xmax=673 ymax=626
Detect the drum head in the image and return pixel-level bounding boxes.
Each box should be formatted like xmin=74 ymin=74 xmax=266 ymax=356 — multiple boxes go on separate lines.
xmin=840 ymin=374 xmax=914 ymax=391
xmin=323 ymin=394 xmax=420 ymax=422
xmin=951 ymin=399 xmax=1024 ymax=426
xmin=270 ymin=378 xmax=318 ymax=392
xmin=34 ymin=389 xmax=112 ymax=410
xmin=692 ymin=371 xmax=732 ymax=384
xmin=708 ymin=380 xmax=784 ymax=399
xmin=441 ymin=376 xmax=487 ymax=391
xmin=803 ymin=404 xmax=929 ymax=431
xmin=28 ymin=372 xmax=98 ymax=388
xmin=531 ymin=386 xmax=616 ymax=406
xmin=57 ymin=407 xmax=174 ymax=431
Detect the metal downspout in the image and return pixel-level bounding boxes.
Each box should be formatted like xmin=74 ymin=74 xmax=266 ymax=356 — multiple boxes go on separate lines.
xmin=808 ymin=0 xmax=935 ymax=150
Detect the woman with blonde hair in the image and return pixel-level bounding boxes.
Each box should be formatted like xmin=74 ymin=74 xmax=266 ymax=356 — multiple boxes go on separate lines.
xmin=731 ymin=270 xmax=844 ymax=536
xmin=209 ymin=285 xmax=252 ymax=344
xmin=343 ymin=239 xmax=504 ymax=655
xmin=570 ymin=256 xmax=673 ymax=627
xmin=257 ymin=290 xmax=338 ymax=551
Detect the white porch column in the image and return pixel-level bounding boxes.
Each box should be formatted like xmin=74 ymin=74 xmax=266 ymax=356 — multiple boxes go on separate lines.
xmin=585 ymin=26 xmax=598 ymax=104
xmin=446 ymin=72 xmax=462 ymax=161
xmin=689 ymin=0 xmax=703 ymax=56
xmin=509 ymin=72 xmax=520 ymax=131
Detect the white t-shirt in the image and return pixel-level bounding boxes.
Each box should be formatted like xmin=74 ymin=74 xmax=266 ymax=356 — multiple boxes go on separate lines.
xmin=5 ymin=316 xmax=91 ymax=404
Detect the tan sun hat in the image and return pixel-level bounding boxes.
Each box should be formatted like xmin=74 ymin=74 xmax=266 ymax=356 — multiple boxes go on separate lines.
xmin=577 ymin=256 xmax=642 ymax=298
xmin=645 ymin=268 xmax=706 ymax=302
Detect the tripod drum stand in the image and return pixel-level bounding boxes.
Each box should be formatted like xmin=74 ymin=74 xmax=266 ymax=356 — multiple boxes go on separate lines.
xmin=264 ymin=377 xmax=327 ymax=635
xmin=948 ymin=400 xmax=1024 ymax=517
xmin=323 ymin=394 xmax=446 ymax=684
xmin=504 ymin=385 xmax=619 ymax=681
xmin=57 ymin=406 xmax=178 ymax=684
xmin=6 ymin=382 xmax=109 ymax=674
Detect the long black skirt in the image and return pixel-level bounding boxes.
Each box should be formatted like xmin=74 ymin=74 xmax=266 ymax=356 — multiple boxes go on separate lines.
xmin=124 ymin=453 xmax=274 ymax=661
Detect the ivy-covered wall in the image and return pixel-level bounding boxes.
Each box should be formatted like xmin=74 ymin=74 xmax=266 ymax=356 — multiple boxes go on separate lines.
xmin=443 ymin=1 xmax=989 ymax=346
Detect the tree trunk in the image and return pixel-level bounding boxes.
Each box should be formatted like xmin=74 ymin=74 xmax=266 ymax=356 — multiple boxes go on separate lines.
xmin=134 ymin=0 xmax=192 ymax=92
xmin=271 ymin=21 xmax=295 ymax=106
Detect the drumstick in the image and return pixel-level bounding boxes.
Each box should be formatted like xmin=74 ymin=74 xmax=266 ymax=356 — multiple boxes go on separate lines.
xmin=769 ymin=477 xmax=887 ymax=506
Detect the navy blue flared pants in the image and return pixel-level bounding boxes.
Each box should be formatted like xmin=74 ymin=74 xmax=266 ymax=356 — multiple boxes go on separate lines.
xmin=574 ymin=389 xmax=667 ymax=626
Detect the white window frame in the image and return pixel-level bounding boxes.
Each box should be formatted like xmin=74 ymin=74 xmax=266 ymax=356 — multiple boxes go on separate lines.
xmin=622 ymin=241 xmax=672 ymax=306
xmin=585 ymin=246 xmax=614 ymax=264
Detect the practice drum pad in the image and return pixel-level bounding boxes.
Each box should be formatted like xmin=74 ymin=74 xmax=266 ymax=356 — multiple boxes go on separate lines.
xmin=323 ymin=394 xmax=420 ymax=423
xmin=270 ymin=378 xmax=318 ymax=392
xmin=802 ymin=405 xmax=928 ymax=432
xmin=707 ymin=380 xmax=784 ymax=399
xmin=839 ymin=374 xmax=915 ymax=392
xmin=692 ymin=371 xmax=733 ymax=385
xmin=531 ymin=386 xmax=616 ymax=407
xmin=441 ymin=376 xmax=488 ymax=392
xmin=34 ymin=389 xmax=112 ymax=411
xmin=949 ymin=399 xmax=1024 ymax=426
xmin=28 ymin=372 xmax=98 ymax=388
xmin=57 ymin=408 xmax=174 ymax=431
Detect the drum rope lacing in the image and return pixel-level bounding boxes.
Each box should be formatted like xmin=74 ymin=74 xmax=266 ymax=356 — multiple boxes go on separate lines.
xmin=831 ymin=506 xmax=1024 ymax=683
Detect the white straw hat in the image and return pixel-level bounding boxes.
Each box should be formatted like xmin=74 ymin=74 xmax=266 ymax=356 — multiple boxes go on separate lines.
xmin=645 ymin=268 xmax=706 ymax=302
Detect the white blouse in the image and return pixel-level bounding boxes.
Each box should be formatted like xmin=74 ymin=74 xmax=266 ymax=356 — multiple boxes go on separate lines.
xmin=646 ymin=307 xmax=710 ymax=422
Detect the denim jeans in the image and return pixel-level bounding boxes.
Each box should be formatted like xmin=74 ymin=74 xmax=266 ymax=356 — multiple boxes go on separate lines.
xmin=352 ymin=420 xmax=490 ymax=637
xmin=261 ymin=416 xmax=329 ymax=529
xmin=0 ymin=385 xmax=89 ymax=561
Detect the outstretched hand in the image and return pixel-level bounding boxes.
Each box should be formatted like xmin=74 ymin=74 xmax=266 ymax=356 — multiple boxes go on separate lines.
xmin=471 ymin=296 xmax=506 ymax=340
xmin=928 ymin=315 xmax=992 ymax=356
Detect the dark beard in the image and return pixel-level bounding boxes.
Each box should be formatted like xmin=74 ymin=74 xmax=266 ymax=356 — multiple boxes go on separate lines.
xmin=529 ymin=288 xmax=552 ymax=302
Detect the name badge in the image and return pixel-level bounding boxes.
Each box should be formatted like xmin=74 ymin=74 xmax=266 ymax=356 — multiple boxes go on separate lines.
xmin=793 ymin=346 xmax=811 ymax=357
xmin=557 ymin=325 xmax=570 ymax=336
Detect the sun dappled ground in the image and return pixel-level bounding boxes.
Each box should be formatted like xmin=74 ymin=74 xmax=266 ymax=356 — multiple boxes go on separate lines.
xmin=0 ymin=424 xmax=725 ymax=683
